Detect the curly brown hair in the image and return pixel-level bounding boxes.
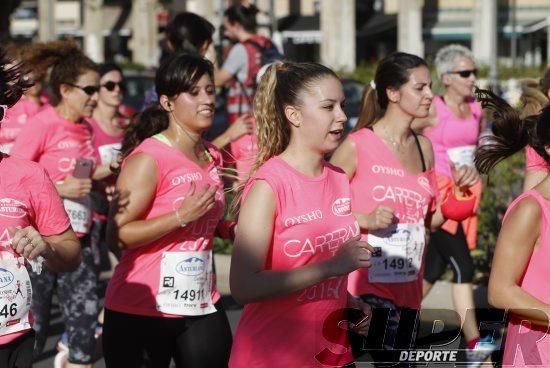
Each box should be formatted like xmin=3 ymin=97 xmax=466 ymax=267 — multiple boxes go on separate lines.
xmin=22 ymin=39 xmax=97 ymax=105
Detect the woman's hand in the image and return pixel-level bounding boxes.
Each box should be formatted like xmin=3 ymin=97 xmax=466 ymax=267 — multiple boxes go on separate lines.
xmin=362 ymin=206 xmax=394 ymax=231
xmin=450 ymin=163 xmax=479 ymax=190
xmin=175 ymin=181 xmax=218 ymax=225
xmin=55 ymin=174 xmax=92 ymax=199
xmin=9 ymin=226 xmax=53 ymax=260
xmin=347 ymin=295 xmax=372 ymax=335
xmin=328 ymin=235 xmax=374 ymax=277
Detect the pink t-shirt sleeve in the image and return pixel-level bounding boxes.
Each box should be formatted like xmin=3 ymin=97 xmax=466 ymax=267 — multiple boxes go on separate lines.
xmin=526 ymin=146 xmax=549 ymax=172
xmin=11 ymin=120 xmax=45 ymax=161
xmin=30 ymin=168 xmax=71 ymax=236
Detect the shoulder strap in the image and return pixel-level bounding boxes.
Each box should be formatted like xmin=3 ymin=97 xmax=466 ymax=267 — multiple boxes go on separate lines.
xmin=411 ymin=130 xmax=427 ymax=172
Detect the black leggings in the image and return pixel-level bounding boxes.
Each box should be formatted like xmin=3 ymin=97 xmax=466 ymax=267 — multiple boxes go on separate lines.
xmin=424 ymin=226 xmax=474 ymax=284
xmin=0 ymin=330 xmax=34 ymax=368
xmin=103 ymin=302 xmax=232 ymax=368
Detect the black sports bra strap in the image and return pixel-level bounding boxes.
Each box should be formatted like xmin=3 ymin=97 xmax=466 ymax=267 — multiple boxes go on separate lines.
xmin=411 ymin=130 xmax=427 ymax=172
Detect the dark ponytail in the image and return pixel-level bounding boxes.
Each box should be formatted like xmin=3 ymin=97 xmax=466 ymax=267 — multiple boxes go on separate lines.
xmin=474 ymin=88 xmax=542 ymax=173
xmin=0 ymin=47 xmax=32 ymax=107
xmin=116 ymin=105 xmax=169 ymax=172
xmin=224 ymin=4 xmax=260 ymax=33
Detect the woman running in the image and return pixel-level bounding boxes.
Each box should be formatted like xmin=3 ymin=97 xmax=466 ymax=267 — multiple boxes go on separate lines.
xmin=11 ymin=40 xmax=100 ymax=368
xmin=475 ymin=88 xmax=550 ymax=367
xmin=103 ymin=53 xmax=232 ymax=368
xmin=229 ymin=61 xmax=373 ymax=368
xmin=331 ymin=52 xmax=478 ymax=362
xmin=0 ymin=47 xmax=81 ymax=368
xmin=411 ymin=45 xmax=493 ymax=360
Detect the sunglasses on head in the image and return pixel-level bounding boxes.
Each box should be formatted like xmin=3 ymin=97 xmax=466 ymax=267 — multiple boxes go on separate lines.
xmin=101 ymin=81 xmax=126 ymax=92
xmin=0 ymin=105 xmax=7 ymax=123
xmin=66 ymin=83 xmax=100 ymax=96
xmin=447 ymin=69 xmax=478 ymax=78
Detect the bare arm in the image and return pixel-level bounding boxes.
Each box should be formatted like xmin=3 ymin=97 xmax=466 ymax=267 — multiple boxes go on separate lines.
xmin=488 ymin=198 xmax=550 ymax=326
xmin=230 ymin=180 xmax=372 ymax=304
xmin=214 ymin=68 xmax=234 ymax=88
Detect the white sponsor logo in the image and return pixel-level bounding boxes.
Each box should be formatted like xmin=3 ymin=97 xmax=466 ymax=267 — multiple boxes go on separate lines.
xmin=417 ymin=176 xmax=434 ymax=195
xmin=331 ymin=198 xmax=351 ymax=216
xmin=0 ymin=198 xmax=26 ymax=219
xmin=283 ymin=222 xmax=359 ymax=258
xmin=284 ymin=210 xmax=323 ymax=227
xmin=171 ymin=172 xmax=203 ymax=186
xmin=57 ymin=140 xmax=81 ymax=149
xmin=371 ymin=165 xmax=405 ymax=177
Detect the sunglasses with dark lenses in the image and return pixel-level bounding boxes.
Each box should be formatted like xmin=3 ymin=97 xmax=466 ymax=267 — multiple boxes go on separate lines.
xmin=448 ymin=69 xmax=478 ymax=78
xmin=66 ymin=83 xmax=100 ymax=96
xmin=0 ymin=105 xmax=7 ymax=123
xmin=102 ymin=81 xmax=126 ymax=92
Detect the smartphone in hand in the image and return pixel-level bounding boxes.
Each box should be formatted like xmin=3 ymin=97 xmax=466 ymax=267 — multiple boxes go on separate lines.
xmin=73 ymin=157 xmax=94 ymax=179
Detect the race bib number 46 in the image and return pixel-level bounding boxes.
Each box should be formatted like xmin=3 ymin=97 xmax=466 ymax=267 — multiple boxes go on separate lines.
xmin=156 ymin=251 xmax=216 ymax=316
xmin=368 ymin=223 xmax=425 ymax=283
xmin=0 ymin=258 xmax=32 ymax=337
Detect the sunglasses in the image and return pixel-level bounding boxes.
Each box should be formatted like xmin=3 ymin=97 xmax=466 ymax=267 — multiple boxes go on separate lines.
xmin=0 ymin=105 xmax=7 ymax=123
xmin=66 ymin=83 xmax=100 ymax=96
xmin=447 ymin=69 xmax=478 ymax=78
xmin=101 ymin=81 xmax=126 ymax=92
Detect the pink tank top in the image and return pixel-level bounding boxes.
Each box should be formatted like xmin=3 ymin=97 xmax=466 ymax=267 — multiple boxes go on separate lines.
xmin=105 ymin=137 xmax=225 ymax=318
xmin=424 ymin=96 xmax=481 ymax=178
xmin=346 ymin=129 xmax=438 ymax=309
xmin=0 ymin=96 xmax=46 ymax=154
xmin=0 ymin=154 xmax=70 ymax=345
xmin=229 ymin=118 xmax=258 ymax=181
xmin=525 ymin=146 xmax=549 ymax=172
xmin=230 ymin=157 xmax=357 ymax=368
xmin=501 ymin=189 xmax=550 ymax=367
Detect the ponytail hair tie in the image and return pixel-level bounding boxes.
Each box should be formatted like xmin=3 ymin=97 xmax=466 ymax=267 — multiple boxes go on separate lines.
xmin=369 ymin=80 xmax=376 ymax=90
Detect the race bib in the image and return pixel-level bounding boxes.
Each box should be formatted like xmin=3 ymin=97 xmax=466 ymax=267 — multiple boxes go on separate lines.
xmin=98 ymin=143 xmax=121 ymax=165
xmin=156 ymin=251 xmax=216 ymax=316
xmin=447 ymin=145 xmax=476 ymax=167
xmin=0 ymin=257 xmax=32 ymax=336
xmin=63 ymin=197 xmax=92 ymax=234
xmin=368 ymin=223 xmax=425 ymax=283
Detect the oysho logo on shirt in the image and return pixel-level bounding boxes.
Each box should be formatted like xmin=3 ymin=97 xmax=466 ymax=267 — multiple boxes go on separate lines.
xmin=372 ymin=165 xmax=405 ymax=177
xmin=0 ymin=268 xmax=14 ymax=288
xmin=0 ymin=198 xmax=26 ymax=219
xmin=284 ymin=210 xmax=323 ymax=227
xmin=332 ymin=198 xmax=351 ymax=216
xmin=57 ymin=140 xmax=81 ymax=149
xmin=171 ymin=172 xmax=203 ymax=186
xmin=176 ymin=257 xmax=206 ymax=276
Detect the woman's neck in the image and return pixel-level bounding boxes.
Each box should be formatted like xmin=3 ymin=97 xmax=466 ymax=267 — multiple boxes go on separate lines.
xmin=280 ymin=142 xmax=324 ymax=177
xmin=55 ymin=103 xmax=82 ymax=123
xmin=163 ymin=122 xmax=204 ymax=158
xmin=374 ymin=108 xmax=414 ymax=145
xmin=25 ymin=94 xmax=41 ymax=106
xmin=93 ymin=103 xmax=122 ymax=135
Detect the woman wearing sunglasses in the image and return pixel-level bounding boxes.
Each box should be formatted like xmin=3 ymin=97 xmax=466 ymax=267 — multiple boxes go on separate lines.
xmin=11 ymin=40 xmax=102 ymax=368
xmin=412 ymin=44 xmax=493 ymax=363
xmin=0 ymin=47 xmax=81 ymax=368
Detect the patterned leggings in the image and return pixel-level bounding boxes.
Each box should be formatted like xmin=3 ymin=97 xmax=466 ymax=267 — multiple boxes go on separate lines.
xmin=30 ymin=247 xmax=98 ymax=364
